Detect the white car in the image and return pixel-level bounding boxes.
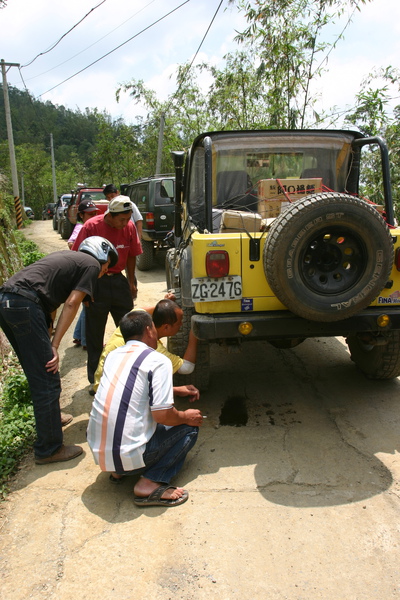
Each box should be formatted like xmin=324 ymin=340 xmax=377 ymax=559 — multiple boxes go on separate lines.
xmin=24 ymin=206 xmax=34 ymax=219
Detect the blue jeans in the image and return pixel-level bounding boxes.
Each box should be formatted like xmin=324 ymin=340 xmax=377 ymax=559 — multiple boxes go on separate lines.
xmin=73 ymin=306 xmax=86 ymax=346
xmin=0 ymin=291 xmax=63 ymax=458
xmin=117 ymin=424 xmax=198 ymax=485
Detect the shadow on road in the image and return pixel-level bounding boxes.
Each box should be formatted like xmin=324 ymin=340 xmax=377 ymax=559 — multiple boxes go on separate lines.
xmin=10 ymin=324 xmax=400 ymax=516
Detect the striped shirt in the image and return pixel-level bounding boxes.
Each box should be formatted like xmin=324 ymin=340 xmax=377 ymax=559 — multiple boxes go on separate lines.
xmin=87 ymin=340 xmax=174 ymax=473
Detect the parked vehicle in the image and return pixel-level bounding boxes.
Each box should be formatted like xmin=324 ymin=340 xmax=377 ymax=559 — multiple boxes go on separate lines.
xmin=53 ymin=194 xmax=72 ymax=231
xmin=122 ymin=175 xmax=175 ymax=270
xmin=166 ymin=128 xmax=400 ymax=390
xmin=60 ymin=187 xmax=108 ymax=239
xmin=24 ymin=206 xmax=34 ymax=219
xmin=42 ymin=202 xmax=56 ymax=220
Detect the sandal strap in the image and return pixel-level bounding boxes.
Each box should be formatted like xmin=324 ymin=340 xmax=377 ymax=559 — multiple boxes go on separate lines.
xmin=147 ymin=485 xmax=176 ymax=502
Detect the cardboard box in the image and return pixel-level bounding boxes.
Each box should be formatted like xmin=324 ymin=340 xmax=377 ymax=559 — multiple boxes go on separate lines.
xmin=257 ymin=178 xmax=322 ymax=219
xmin=219 ymin=210 xmax=262 ymax=233
xmin=258 ymin=200 xmax=287 ymax=219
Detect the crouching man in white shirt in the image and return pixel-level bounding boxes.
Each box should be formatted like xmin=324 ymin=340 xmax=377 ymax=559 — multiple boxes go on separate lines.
xmin=87 ymin=310 xmax=204 ymax=507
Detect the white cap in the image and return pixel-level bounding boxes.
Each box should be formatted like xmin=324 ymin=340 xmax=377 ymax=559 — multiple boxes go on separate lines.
xmin=105 ymin=195 xmax=133 ymax=215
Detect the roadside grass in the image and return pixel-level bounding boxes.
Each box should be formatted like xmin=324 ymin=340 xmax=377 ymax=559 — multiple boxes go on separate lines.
xmin=0 ymin=351 xmax=35 ymax=499
xmin=0 ymin=233 xmax=45 ymax=499
xmin=14 ymin=230 xmax=46 ymax=266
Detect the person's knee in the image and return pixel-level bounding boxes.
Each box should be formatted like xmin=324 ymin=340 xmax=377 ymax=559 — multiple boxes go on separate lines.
xmin=185 ymin=426 xmax=199 ymax=447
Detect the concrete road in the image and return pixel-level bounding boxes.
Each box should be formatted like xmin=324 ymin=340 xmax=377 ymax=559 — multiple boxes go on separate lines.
xmin=1 ymin=221 xmax=400 ymax=599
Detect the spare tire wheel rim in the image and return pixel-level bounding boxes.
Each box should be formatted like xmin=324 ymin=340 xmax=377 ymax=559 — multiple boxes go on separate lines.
xmin=299 ymin=225 xmax=366 ymax=295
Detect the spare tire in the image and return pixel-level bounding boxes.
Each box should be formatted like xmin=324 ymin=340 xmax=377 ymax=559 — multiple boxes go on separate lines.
xmin=264 ymin=193 xmax=393 ymax=322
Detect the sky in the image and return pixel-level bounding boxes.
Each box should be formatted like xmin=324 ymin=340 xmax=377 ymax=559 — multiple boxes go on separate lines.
xmin=1 ymin=0 xmax=400 ymax=127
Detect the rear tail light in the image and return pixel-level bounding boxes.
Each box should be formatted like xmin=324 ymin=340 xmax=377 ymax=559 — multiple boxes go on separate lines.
xmin=206 ymin=250 xmax=229 ymax=277
xmin=145 ymin=212 xmax=155 ymax=229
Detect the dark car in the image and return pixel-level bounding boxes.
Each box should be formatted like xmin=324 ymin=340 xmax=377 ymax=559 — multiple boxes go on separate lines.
xmin=53 ymin=194 xmax=72 ymax=231
xmin=42 ymin=202 xmax=56 ymax=220
xmin=122 ymin=175 xmax=175 ymax=270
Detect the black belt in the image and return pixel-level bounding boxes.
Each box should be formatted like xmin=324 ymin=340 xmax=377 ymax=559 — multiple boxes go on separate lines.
xmin=0 ymin=285 xmax=53 ymax=327
xmin=1 ymin=285 xmax=42 ymax=304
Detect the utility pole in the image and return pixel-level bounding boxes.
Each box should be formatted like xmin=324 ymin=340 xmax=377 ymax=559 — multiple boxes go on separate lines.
xmin=50 ymin=133 xmax=57 ymax=203
xmin=20 ymin=171 xmax=25 ymax=204
xmin=1 ymin=59 xmax=20 ymax=199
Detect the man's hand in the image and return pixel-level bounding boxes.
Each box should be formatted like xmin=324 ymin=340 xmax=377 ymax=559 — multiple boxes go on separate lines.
xmin=165 ymin=290 xmax=176 ymax=301
xmin=46 ymin=346 xmax=60 ymax=374
xmin=130 ymin=281 xmax=138 ymax=300
xmin=173 ymin=384 xmax=200 ymax=402
xmin=183 ymin=408 xmax=203 ymax=426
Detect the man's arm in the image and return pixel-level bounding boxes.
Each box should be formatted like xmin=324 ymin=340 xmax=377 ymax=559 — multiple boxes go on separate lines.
xmin=46 ymin=289 xmax=86 ymax=373
xmin=173 ymin=384 xmax=200 ymax=402
xmin=135 ymin=219 xmax=143 ymax=239
xmin=163 ymin=290 xmax=198 ymax=367
xmin=152 ymin=406 xmax=203 ymax=427
xmin=125 ymin=255 xmax=137 ymax=299
xmin=150 ymin=358 xmax=202 ymax=426
xmin=182 ymin=330 xmax=198 ymax=364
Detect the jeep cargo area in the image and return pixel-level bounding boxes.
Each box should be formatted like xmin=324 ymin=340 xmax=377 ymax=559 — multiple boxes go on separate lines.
xmin=59 ymin=187 xmax=108 ymax=239
xmin=123 ymin=175 xmax=175 ymax=271
xmin=165 ymin=129 xmax=400 ymax=390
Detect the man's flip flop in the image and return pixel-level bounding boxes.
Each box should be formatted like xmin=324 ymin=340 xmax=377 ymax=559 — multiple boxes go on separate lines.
xmin=133 ymin=485 xmax=189 ymax=507
xmin=109 ymin=474 xmax=124 ymax=484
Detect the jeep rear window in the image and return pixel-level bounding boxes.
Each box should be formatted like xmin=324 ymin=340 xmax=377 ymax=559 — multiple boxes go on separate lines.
xmin=212 ymin=134 xmax=352 ymax=211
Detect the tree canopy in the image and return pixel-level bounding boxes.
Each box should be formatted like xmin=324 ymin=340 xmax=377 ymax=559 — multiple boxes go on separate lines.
xmin=1 ymin=0 xmax=400 ymax=217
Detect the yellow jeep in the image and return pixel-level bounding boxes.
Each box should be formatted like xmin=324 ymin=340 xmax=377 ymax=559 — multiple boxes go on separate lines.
xmin=166 ymin=130 xmax=400 ymax=390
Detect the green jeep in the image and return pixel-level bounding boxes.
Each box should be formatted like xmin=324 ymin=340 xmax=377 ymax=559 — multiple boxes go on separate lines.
xmin=165 ymin=129 xmax=400 ymax=390
xmin=122 ymin=175 xmax=175 ymax=271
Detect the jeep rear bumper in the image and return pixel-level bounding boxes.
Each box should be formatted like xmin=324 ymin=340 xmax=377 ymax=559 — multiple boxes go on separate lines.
xmin=192 ymin=308 xmax=400 ymax=341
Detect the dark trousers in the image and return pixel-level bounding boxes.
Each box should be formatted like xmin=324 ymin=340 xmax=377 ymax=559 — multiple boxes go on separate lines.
xmin=0 ymin=291 xmax=63 ymax=458
xmin=86 ymin=273 xmax=133 ymax=383
xmin=142 ymin=424 xmax=199 ymax=484
xmin=115 ymin=424 xmax=199 ymax=484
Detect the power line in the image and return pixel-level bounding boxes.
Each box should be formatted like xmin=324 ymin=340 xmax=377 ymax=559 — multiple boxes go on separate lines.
xmin=165 ymin=0 xmax=224 ymax=113
xmin=38 ymin=1 xmax=190 ymax=98
xmin=21 ymin=0 xmax=108 ymax=68
xmin=24 ymin=0 xmax=159 ymax=82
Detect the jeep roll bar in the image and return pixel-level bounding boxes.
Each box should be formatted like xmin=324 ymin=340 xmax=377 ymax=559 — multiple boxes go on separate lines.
xmin=171 ymin=150 xmax=185 ymax=238
xmin=352 ymin=136 xmax=394 ymax=226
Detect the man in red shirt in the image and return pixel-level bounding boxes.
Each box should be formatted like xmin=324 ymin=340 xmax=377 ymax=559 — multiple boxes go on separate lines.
xmin=72 ymin=196 xmax=142 ymax=391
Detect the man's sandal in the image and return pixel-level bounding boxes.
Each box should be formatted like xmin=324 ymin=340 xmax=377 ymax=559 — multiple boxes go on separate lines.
xmin=133 ymin=485 xmax=189 ymax=507
xmin=109 ymin=474 xmax=124 ymax=484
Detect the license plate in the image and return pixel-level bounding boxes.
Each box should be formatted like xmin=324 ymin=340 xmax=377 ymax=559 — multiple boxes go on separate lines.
xmin=191 ymin=276 xmax=242 ymax=302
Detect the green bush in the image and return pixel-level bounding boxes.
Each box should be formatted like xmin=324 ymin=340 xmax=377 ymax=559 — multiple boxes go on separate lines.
xmin=14 ymin=233 xmax=45 ymax=266
xmin=0 ymin=232 xmax=45 ymax=498
xmin=0 ymin=370 xmax=35 ymax=498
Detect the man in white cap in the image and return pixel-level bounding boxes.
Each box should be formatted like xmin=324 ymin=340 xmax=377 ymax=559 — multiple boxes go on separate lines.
xmin=72 ymin=196 xmax=142 ymax=391
xmin=103 ymin=183 xmax=143 ymax=237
